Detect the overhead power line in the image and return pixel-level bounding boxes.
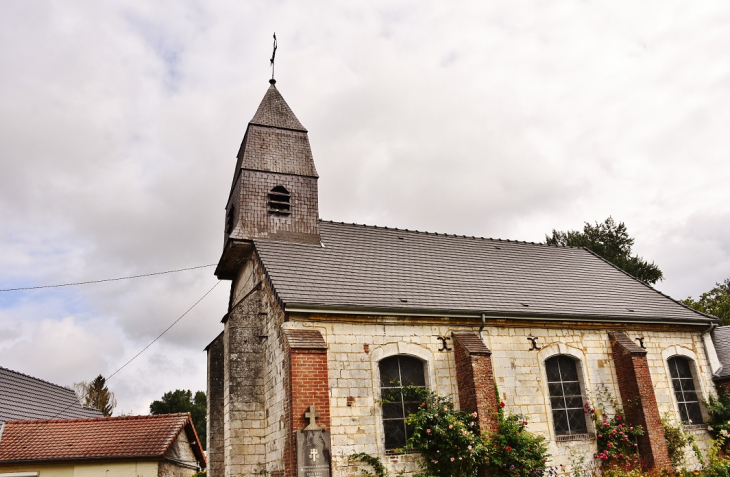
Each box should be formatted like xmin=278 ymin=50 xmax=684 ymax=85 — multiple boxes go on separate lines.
xmin=0 ymin=264 xmax=217 ymax=292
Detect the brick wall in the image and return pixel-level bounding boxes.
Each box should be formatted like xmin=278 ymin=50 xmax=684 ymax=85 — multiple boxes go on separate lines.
xmin=206 ymin=332 xmax=225 ymax=477
xmin=283 ymin=329 xmax=331 ymax=477
xmin=452 ymin=333 xmax=499 ymax=434
xmin=609 ymin=332 xmax=671 ymax=472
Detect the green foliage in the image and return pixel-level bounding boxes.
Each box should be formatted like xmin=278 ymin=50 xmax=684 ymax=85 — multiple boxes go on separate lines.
xmin=349 ymin=453 xmax=388 ymax=477
xmin=483 ymin=407 xmax=550 ymax=477
xmin=545 ymin=217 xmax=664 ymax=285
xmin=74 ymin=375 xmax=117 ymax=417
xmin=400 ymin=386 xmax=486 ymax=476
xmin=585 ymin=396 xmax=643 ymax=467
xmin=150 ymin=389 xmax=207 ymax=450
xmin=662 ymin=416 xmax=696 ymax=470
xmin=379 ymin=386 xmax=550 ymax=477
xmin=704 ymin=389 xmax=730 ymax=440
xmin=682 ymin=278 xmax=730 ymax=325
xmin=192 ymin=471 xmax=207 ymax=477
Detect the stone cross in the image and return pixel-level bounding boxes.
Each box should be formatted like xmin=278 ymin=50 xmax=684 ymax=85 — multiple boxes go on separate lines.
xmin=304 ymin=405 xmax=321 ymax=430
xmin=310 ymin=448 xmax=319 ymax=462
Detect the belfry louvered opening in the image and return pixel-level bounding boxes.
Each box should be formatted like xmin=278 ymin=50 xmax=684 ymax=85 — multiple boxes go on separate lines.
xmin=268 ymin=186 xmax=291 ymax=215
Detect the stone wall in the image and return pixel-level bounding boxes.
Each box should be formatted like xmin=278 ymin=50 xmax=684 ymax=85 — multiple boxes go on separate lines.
xmin=206 ymin=332 xmax=224 ymax=477
xmin=279 ymin=319 xmax=715 ymax=476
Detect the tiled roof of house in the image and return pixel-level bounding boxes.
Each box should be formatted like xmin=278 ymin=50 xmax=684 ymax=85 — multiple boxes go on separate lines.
xmin=0 ymin=367 xmax=103 ymax=423
xmin=254 ymin=221 xmax=715 ymax=324
xmin=712 ymin=326 xmax=730 ymax=378
xmin=0 ymin=414 xmax=205 ymax=467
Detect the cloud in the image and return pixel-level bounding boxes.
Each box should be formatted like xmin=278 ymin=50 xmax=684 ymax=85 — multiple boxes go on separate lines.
xmin=1 ymin=0 xmax=729 ymax=413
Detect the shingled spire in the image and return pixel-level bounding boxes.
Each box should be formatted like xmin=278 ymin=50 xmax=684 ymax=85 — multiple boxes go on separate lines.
xmin=216 ymin=82 xmax=320 ymax=279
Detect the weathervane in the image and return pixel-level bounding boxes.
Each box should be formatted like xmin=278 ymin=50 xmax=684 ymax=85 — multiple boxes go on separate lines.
xmin=269 ymin=32 xmax=277 ymax=83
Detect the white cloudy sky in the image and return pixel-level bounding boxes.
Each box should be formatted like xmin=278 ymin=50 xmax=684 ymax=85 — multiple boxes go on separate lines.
xmin=1 ymin=1 xmax=729 ymax=415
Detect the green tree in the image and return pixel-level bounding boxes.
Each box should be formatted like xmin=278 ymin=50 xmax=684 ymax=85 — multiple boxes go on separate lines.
xmin=74 ymin=375 xmax=117 ymax=417
xmin=545 ymin=216 xmax=664 ymax=285
xmin=150 ymin=389 xmax=207 ymax=450
xmin=682 ymin=278 xmax=730 ymax=325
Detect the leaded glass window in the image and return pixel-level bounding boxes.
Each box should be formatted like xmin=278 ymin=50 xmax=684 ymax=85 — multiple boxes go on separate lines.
xmin=545 ymin=355 xmax=588 ymax=435
xmin=668 ymin=356 xmax=703 ymax=424
xmin=379 ymin=355 xmax=426 ymax=449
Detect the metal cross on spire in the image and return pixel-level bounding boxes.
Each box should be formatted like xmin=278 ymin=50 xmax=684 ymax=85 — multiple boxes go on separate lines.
xmin=269 ymin=32 xmax=277 ymax=84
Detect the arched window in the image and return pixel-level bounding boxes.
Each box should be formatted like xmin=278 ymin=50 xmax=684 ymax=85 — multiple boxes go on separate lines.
xmin=668 ymin=356 xmax=703 ymax=424
xmin=379 ymin=355 xmax=426 ymax=450
xmin=545 ymin=355 xmax=587 ymax=435
xmin=268 ymin=186 xmax=291 ymax=215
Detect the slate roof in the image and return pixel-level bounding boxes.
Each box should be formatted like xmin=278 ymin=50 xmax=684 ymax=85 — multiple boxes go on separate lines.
xmin=249 ymin=83 xmax=307 ymax=132
xmin=0 ymin=367 xmax=103 ymax=423
xmin=253 ymin=221 xmax=715 ymax=324
xmin=0 ymin=414 xmax=205 ymax=467
xmin=712 ymin=326 xmax=730 ymax=378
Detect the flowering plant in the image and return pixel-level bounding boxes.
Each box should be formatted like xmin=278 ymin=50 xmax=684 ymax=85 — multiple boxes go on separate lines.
xmin=585 ymin=401 xmax=643 ymax=467
xmin=484 ymin=402 xmax=550 ymax=476
xmin=401 ymin=386 xmax=486 ymax=476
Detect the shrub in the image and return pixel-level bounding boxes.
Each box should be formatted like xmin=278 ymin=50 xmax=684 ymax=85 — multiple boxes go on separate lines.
xmin=585 ymin=399 xmax=643 ymax=468
xmin=483 ymin=404 xmax=550 ymax=477
xmin=705 ymin=390 xmax=730 ymax=440
xmin=662 ymin=416 xmax=696 ymax=471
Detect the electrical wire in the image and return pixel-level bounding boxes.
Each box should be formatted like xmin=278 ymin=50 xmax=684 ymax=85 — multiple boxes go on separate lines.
xmin=22 ymin=279 xmax=222 ymax=424
xmin=0 ymin=264 xmax=217 ymax=292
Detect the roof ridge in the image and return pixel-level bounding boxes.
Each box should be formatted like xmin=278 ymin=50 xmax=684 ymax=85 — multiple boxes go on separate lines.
xmin=5 ymin=413 xmax=189 ymax=425
xmin=0 ymin=366 xmax=77 ymax=393
xmin=318 ymin=219 xmax=573 ymax=247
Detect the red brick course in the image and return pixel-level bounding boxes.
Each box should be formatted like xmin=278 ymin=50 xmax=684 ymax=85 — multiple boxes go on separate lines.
xmin=283 ymin=330 xmax=331 ymax=477
xmin=452 ymin=333 xmax=499 ymax=434
xmin=609 ymin=332 xmax=671 ymax=472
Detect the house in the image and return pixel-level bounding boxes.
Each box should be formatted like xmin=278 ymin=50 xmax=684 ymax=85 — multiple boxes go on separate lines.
xmin=0 ymin=366 xmax=102 ymax=424
xmin=0 ymin=414 xmax=206 ymax=477
xmin=205 ymin=79 xmax=721 ymax=476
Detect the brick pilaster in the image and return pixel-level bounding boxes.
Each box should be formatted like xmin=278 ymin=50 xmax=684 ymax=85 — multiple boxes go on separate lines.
xmin=609 ymin=332 xmax=671 ymax=472
xmin=283 ymin=329 xmax=331 ymax=477
xmin=452 ymin=333 xmax=499 ymax=434
xmin=205 ymin=332 xmax=225 ymax=477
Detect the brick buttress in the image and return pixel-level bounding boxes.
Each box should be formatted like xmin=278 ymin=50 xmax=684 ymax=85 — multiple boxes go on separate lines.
xmin=609 ymin=331 xmax=671 ymax=472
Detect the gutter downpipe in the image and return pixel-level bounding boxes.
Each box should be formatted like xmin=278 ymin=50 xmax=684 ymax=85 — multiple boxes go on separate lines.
xmin=702 ymin=322 xmax=720 ymax=376
xmin=479 ymin=313 xmax=486 ymax=341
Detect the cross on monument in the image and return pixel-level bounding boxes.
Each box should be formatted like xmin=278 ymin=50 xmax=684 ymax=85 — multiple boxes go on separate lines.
xmin=309 ymin=448 xmax=319 ymax=462
xmin=304 ymin=405 xmax=321 ymax=430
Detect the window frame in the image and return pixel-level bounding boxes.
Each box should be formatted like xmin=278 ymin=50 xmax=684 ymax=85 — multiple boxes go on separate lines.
xmin=667 ymin=355 xmax=704 ymax=424
xmin=378 ymin=355 xmax=426 ymax=450
xmin=545 ymin=355 xmax=589 ymax=437
xmin=661 ymin=346 xmax=708 ymax=427
xmin=370 ymin=342 xmax=435 ymax=456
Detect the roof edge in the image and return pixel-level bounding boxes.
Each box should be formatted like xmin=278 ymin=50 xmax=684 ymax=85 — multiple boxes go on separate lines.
xmin=284 ymin=303 xmax=718 ymax=326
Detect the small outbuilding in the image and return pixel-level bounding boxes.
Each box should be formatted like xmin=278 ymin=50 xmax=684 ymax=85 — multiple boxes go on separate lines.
xmin=0 ymin=414 xmax=206 ymax=477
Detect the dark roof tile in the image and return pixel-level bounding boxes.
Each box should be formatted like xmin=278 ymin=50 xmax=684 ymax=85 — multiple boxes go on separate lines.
xmin=253 ymin=221 xmax=714 ymax=323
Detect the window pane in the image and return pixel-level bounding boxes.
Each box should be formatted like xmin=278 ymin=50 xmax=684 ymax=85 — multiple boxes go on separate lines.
xmin=546 ymin=360 xmax=561 ymax=382
xmin=548 ymin=383 xmax=563 ymax=397
xmin=568 ymin=408 xmax=588 ymax=433
xmin=563 ymin=382 xmax=581 ymax=397
xmin=383 ymin=420 xmax=407 ymax=449
xmin=380 ymin=357 xmax=401 ymax=387
xmin=382 ymin=402 xmax=404 ymax=420
xmin=399 ymin=357 xmax=426 ymax=386
xmin=565 ymin=396 xmax=584 ymax=410
xmin=686 ymin=402 xmax=704 ymax=424
xmin=557 ymin=356 xmax=579 ymax=381
xmin=552 ymin=409 xmax=570 ymax=435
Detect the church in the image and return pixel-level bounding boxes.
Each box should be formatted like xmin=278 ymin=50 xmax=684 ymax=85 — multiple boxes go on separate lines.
xmin=205 ymin=79 xmax=720 ymax=476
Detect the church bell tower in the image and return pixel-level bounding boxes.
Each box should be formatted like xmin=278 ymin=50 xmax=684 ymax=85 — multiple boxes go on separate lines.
xmin=215 ymin=80 xmax=320 ymax=279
